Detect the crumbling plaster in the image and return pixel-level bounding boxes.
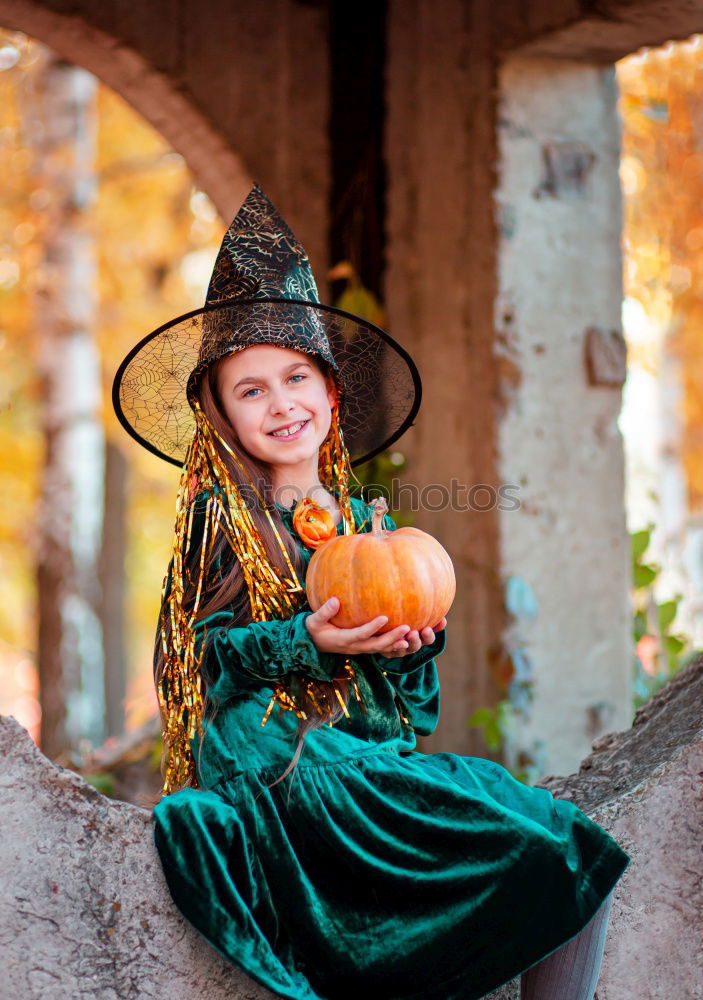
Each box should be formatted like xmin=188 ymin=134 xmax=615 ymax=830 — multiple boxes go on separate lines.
xmin=495 ymin=55 xmax=632 ymax=776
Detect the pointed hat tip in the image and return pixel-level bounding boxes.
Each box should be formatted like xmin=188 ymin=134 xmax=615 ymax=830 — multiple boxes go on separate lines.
xmin=205 ymin=180 xmax=317 ymax=306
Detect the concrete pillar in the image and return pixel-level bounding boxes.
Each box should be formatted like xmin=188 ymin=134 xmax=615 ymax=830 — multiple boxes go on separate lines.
xmin=385 ymin=0 xmax=506 ymax=757
xmin=495 ymin=55 xmax=633 ymax=775
xmin=386 ymin=4 xmax=635 ymax=773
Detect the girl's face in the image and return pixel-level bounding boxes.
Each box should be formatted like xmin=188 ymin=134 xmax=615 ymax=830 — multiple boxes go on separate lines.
xmin=215 ymin=344 xmax=338 ymax=471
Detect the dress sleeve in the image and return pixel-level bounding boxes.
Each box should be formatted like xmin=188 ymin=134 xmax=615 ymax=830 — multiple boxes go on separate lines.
xmin=196 ymin=607 xmax=345 ymax=705
xmin=384 ymin=658 xmax=441 ymax=737
xmin=360 ymin=629 xmax=445 ymax=737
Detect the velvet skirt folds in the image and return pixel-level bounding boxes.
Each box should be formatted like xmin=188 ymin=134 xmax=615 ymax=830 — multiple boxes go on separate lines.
xmin=152 ymin=743 xmax=631 ymax=1000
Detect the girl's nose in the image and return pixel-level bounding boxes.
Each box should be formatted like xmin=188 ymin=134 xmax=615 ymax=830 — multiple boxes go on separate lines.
xmin=269 ymin=386 xmax=296 ymax=414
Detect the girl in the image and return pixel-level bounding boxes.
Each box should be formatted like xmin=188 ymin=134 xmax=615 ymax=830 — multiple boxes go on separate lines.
xmin=113 ymin=183 xmax=631 ymax=1000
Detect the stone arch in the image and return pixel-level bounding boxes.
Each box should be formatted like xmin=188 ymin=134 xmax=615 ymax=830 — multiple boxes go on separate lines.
xmin=0 ymin=0 xmax=253 ymax=219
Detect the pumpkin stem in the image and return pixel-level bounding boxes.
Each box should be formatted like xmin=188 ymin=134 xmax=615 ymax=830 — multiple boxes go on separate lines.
xmin=369 ymin=496 xmax=389 ymax=535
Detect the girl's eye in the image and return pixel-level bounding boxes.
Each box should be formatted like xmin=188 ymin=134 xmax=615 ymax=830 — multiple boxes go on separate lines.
xmin=242 ymin=373 xmax=307 ymax=398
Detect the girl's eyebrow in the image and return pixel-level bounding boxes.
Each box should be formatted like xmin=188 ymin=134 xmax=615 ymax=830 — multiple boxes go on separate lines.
xmin=232 ymin=361 xmax=312 ymax=391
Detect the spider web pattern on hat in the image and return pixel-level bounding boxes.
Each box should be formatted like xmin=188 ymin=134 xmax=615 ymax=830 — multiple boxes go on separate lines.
xmin=113 ymin=182 xmax=421 ymax=468
xmin=116 ymin=299 xmax=419 ymax=468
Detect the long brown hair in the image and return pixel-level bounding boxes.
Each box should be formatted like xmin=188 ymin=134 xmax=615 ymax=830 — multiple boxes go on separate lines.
xmin=153 ymin=351 xmax=352 ymax=792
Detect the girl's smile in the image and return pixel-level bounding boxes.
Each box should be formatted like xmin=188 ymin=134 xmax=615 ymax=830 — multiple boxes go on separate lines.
xmin=267 ymin=417 xmax=311 ymax=439
xmin=215 ymin=344 xmax=338 ymax=503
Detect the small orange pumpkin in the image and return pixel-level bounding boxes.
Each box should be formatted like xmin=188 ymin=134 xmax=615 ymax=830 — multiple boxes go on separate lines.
xmin=306 ymin=496 xmax=455 ymax=632
xmin=292 ymin=496 xmax=337 ymax=550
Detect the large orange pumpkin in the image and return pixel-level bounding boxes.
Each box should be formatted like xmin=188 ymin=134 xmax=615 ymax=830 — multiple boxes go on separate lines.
xmin=305 ymin=497 xmax=456 ymax=632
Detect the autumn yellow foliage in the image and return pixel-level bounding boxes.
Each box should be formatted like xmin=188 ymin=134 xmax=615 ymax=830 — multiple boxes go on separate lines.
xmin=0 ymin=29 xmax=223 ymax=734
xmin=618 ymin=35 xmax=703 ymax=508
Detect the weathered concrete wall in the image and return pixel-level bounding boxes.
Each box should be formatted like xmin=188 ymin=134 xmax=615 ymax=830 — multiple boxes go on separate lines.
xmin=0 ymin=0 xmax=330 ymax=290
xmin=385 ymin=0 xmax=505 ymax=757
xmin=494 ymin=55 xmax=632 ymax=776
xmin=3 ymin=656 xmax=702 ymax=997
xmin=385 ymin=0 xmax=688 ymax=765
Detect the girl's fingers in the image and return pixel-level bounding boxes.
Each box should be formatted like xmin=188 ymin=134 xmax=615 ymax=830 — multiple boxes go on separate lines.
xmin=377 ymin=633 xmax=411 ymax=657
xmin=356 ymin=624 xmax=410 ymax=651
xmin=389 ymin=635 xmax=410 ymax=651
xmin=385 ymin=627 xmax=434 ymax=657
xmin=348 ymin=615 xmax=392 ymax=639
xmin=404 ymin=629 xmax=422 ymax=653
xmin=310 ymin=597 xmax=340 ymax=623
xmin=340 ymin=618 xmax=444 ymax=658
xmin=376 ymin=625 xmax=411 ymax=648
xmin=377 ymin=645 xmax=407 ymax=658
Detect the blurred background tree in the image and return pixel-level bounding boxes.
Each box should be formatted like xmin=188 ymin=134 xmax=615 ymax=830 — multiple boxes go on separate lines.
xmin=0 ymin=28 xmax=223 ymax=768
xmin=617 ymin=36 xmax=703 ymax=683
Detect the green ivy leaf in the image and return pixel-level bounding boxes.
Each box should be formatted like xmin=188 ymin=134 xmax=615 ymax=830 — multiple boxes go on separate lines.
xmin=631 ymin=528 xmax=651 ymax=564
xmin=467 ymin=707 xmax=494 ymax=726
xmin=482 ymin=717 xmax=503 ymax=750
xmin=663 ymin=634 xmax=685 ymax=655
xmin=633 ymin=611 xmax=648 ymax=641
xmin=150 ymin=734 xmax=164 ymax=771
xmin=334 ymin=284 xmax=385 ymax=327
xmin=467 ymin=707 xmax=502 ymax=750
xmin=657 ymin=600 xmax=678 ymax=632
xmin=633 ymin=563 xmax=657 ymax=589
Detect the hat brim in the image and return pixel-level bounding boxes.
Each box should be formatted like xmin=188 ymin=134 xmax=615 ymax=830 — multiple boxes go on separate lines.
xmin=112 ymin=297 xmax=422 ymax=469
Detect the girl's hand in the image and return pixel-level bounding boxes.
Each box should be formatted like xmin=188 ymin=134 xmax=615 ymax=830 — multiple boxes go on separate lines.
xmin=305 ymin=598 xmax=446 ymax=659
xmin=376 ymin=616 xmax=447 ymax=659
xmin=305 ymin=597 xmax=413 ymax=656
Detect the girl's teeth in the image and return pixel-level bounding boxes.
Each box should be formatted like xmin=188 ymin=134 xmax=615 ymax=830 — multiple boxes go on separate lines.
xmin=271 ymin=420 xmax=306 ymax=437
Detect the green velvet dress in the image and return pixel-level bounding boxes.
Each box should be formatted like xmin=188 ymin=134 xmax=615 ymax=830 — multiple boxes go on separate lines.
xmin=152 ymin=493 xmax=631 ymax=1000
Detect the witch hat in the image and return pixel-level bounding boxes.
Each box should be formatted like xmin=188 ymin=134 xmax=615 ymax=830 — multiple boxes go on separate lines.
xmin=112 ymin=183 xmax=421 ymax=467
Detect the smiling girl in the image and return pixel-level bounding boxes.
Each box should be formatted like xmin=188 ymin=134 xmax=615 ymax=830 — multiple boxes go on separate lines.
xmin=217 ymin=345 xmax=343 ymax=513
xmin=113 ymin=184 xmax=630 ymax=1000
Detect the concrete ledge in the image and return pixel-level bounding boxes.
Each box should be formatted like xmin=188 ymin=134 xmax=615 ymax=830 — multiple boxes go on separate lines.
xmin=488 ymin=656 xmax=703 ymax=999
xmin=2 ymin=657 xmax=702 ymax=998
xmin=0 ymin=713 xmax=275 ymax=999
